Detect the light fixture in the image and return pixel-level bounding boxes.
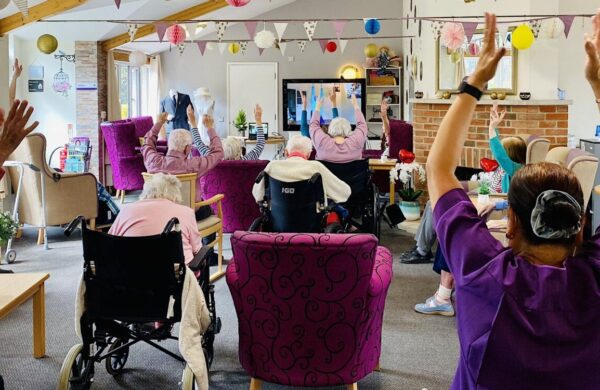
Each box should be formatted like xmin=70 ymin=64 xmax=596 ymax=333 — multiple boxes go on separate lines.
xmin=340 ymin=65 xmax=360 ymax=80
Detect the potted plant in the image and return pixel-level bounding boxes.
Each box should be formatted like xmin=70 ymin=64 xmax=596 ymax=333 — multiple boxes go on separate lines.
xmin=0 ymin=211 xmax=18 ymax=258
xmin=471 ymin=172 xmax=492 ymax=205
xmin=233 ymin=109 xmax=248 ymax=136
xmin=390 ymin=161 xmax=426 ymax=221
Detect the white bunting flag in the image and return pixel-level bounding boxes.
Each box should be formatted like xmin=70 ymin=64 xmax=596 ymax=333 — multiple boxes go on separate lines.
xmin=177 ymin=43 xmax=186 ymax=55
xmin=304 ymin=21 xmax=318 ymax=41
xmin=13 ymin=0 xmax=28 ymax=16
xmin=273 ymin=22 xmax=288 ymax=42
xmin=240 ymin=41 xmax=248 ymax=55
xmin=127 ymin=24 xmax=139 ymax=42
xmin=298 ymin=40 xmax=307 ymax=53
xmin=279 ymin=42 xmax=288 ymax=56
xmin=217 ymin=42 xmax=227 ymax=54
xmin=339 ymin=39 xmax=348 ymax=53
xmin=215 ymin=22 xmax=228 ymax=42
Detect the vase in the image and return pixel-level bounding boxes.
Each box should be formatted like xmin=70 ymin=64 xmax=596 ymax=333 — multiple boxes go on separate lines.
xmin=477 ymin=194 xmax=490 ymax=205
xmin=400 ymin=201 xmax=421 ymax=221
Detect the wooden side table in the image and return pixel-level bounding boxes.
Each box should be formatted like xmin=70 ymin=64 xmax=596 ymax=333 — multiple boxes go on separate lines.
xmin=369 ymin=159 xmax=398 ymax=204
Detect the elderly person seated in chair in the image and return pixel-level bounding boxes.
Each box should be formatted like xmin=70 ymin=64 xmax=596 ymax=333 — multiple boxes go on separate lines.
xmin=252 ymin=135 xmax=351 ymax=204
xmin=109 ymin=173 xmax=201 ymax=265
xmin=310 ymin=92 xmax=368 ymax=163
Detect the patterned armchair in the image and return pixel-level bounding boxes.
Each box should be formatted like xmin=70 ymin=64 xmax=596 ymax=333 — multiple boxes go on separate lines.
xmin=200 ymin=160 xmax=269 ymax=233
xmin=130 ymin=116 xmax=154 ymax=139
xmin=100 ymin=122 xmax=146 ymax=202
xmin=227 ymin=232 xmax=393 ymax=389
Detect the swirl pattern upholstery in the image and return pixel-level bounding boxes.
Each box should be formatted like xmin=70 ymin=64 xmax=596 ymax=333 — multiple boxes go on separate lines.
xmin=130 ymin=116 xmax=154 ymax=139
xmin=200 ymin=160 xmax=269 ymax=233
xmin=101 ymin=122 xmax=146 ymax=191
xmin=227 ymin=232 xmax=393 ymax=387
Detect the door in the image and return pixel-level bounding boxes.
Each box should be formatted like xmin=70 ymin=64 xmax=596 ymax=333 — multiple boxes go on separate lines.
xmin=227 ymin=62 xmax=278 ymax=135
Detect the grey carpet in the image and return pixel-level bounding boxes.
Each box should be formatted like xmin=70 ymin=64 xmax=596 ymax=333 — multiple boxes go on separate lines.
xmin=0 ymin=225 xmax=458 ymax=390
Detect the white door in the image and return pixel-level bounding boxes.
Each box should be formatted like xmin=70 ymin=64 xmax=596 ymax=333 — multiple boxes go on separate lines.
xmin=227 ymin=62 xmax=278 ymax=136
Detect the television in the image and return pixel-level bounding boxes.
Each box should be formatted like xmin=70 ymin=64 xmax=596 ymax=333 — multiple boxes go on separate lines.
xmin=282 ymin=78 xmax=367 ymax=132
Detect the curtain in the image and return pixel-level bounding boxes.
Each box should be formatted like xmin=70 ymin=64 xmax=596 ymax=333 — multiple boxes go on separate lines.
xmin=107 ymin=51 xmax=121 ymax=121
xmin=454 ymin=49 xmax=466 ymax=88
xmin=148 ymin=56 xmax=162 ymax=119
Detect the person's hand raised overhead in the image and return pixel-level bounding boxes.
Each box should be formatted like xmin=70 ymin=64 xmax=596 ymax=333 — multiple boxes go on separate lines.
xmin=254 ymin=104 xmax=263 ymax=126
xmin=329 ymin=86 xmax=338 ymax=108
xmin=351 ymin=94 xmax=360 ymax=110
xmin=380 ymin=100 xmax=389 ymax=118
xmin=0 ymin=100 xmax=40 ymax=162
xmin=187 ymin=104 xmax=197 ymax=128
xmin=157 ymin=111 xmax=169 ymax=124
xmin=585 ymin=8 xmax=600 ymax=97
xmin=202 ymin=115 xmax=215 ymax=130
xmin=301 ymin=92 xmax=308 ymax=110
xmin=12 ymin=58 xmax=22 ymax=79
xmin=467 ymin=13 xmax=506 ymax=91
xmin=489 ymin=102 xmax=506 ymax=137
xmin=315 ymin=95 xmax=325 ymax=111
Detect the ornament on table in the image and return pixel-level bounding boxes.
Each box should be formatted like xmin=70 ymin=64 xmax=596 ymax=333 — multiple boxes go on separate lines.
xmin=167 ymin=24 xmax=185 ymax=45
xmin=128 ymin=51 xmax=146 ymax=66
xmin=497 ymin=92 xmax=506 ymax=100
xmin=225 ymin=0 xmax=251 ymax=6
xmin=37 ymin=34 xmax=58 ymax=54
xmin=228 ymin=42 xmax=240 ymax=54
xmin=480 ymin=158 xmax=499 ymax=173
xmin=542 ymin=18 xmax=564 ymax=39
xmin=377 ymin=46 xmax=392 ymax=72
xmin=512 ymin=24 xmax=535 ymax=50
xmin=254 ymin=29 xmax=275 ymax=49
xmin=442 ymin=91 xmax=452 ymax=99
xmin=364 ymin=18 xmax=381 ymax=35
xmin=490 ymin=92 xmax=498 ymax=100
xmin=326 ymin=41 xmax=337 ymax=53
xmin=528 ymin=19 xmax=542 ymax=39
xmin=441 ymin=22 xmax=466 ymax=51
xmin=414 ymin=91 xmax=424 ymax=99
xmin=399 ymin=149 xmax=416 ymax=164
xmin=364 ymin=43 xmax=378 ymax=58
xmin=519 ymin=92 xmax=531 ymax=100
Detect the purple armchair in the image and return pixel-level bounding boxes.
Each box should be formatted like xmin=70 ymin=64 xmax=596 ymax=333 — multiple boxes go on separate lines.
xmin=227 ymin=232 xmax=393 ymax=389
xmin=130 ymin=116 xmax=154 ymax=139
xmin=100 ymin=122 xmax=146 ymax=201
xmin=200 ymin=160 xmax=269 ymax=233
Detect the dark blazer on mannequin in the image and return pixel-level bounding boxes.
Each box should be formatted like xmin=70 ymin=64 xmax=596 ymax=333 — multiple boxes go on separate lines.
xmin=160 ymin=92 xmax=193 ymax=133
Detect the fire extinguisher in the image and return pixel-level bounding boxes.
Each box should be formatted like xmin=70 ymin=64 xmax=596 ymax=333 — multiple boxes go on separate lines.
xmin=59 ymin=144 xmax=68 ymax=171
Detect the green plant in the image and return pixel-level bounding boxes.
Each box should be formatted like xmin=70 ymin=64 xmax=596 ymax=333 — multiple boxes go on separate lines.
xmin=478 ymin=180 xmax=491 ymax=195
xmin=398 ymin=187 xmax=423 ymax=202
xmin=0 ymin=211 xmax=18 ymax=245
xmin=234 ymin=109 xmax=248 ymax=132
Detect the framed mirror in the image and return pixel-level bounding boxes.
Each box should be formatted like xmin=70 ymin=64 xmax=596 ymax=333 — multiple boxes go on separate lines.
xmin=436 ymin=29 xmax=518 ymax=94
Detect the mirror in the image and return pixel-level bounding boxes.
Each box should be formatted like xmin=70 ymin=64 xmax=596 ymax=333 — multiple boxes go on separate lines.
xmin=436 ymin=30 xmax=518 ymax=94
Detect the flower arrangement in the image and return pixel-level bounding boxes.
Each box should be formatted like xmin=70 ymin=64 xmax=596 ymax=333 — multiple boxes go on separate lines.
xmin=233 ymin=109 xmax=248 ymax=133
xmin=0 ymin=211 xmax=19 ymax=246
xmin=470 ymin=172 xmax=494 ymax=195
xmin=390 ymin=161 xmax=427 ymax=201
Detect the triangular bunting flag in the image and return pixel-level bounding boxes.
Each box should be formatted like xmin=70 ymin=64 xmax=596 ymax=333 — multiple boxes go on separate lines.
xmin=177 ymin=43 xmax=186 ymax=55
xmin=274 ymin=22 xmax=288 ymax=42
xmin=217 ymin=42 xmax=227 ymax=54
xmin=559 ymin=15 xmax=576 ymax=38
xmin=279 ymin=42 xmax=288 ymax=56
xmin=155 ymin=22 xmax=170 ymax=43
xmin=332 ymin=20 xmax=347 ymax=39
xmin=462 ymin=22 xmax=478 ymax=43
xmin=244 ymin=21 xmax=258 ymax=39
xmin=114 ymin=0 xmax=121 ymax=9
xmin=13 ymin=0 xmax=28 ymax=16
xmin=258 ymin=48 xmax=265 ymax=56
xmin=298 ymin=41 xmax=307 ymax=53
xmin=197 ymin=41 xmax=208 ymax=55
xmin=319 ymin=39 xmax=328 ymax=54
xmin=304 ymin=21 xmax=318 ymax=41
xmin=339 ymin=39 xmax=348 ymax=53
xmin=497 ymin=24 xmax=509 ymax=47
xmin=215 ymin=22 xmax=228 ymax=42
xmin=528 ymin=20 xmax=542 ymax=39
xmin=127 ymin=24 xmax=139 ymax=42
xmin=431 ymin=20 xmax=443 ymax=39
xmin=240 ymin=41 xmax=248 ymax=55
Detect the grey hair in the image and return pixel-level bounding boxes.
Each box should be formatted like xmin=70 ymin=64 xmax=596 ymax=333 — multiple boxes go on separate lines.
xmin=286 ymin=135 xmax=313 ymax=156
xmin=168 ymin=129 xmax=192 ymax=153
xmin=140 ymin=173 xmax=182 ymax=204
xmin=328 ymin=117 xmax=352 ymax=138
xmin=222 ymin=137 xmax=243 ymax=160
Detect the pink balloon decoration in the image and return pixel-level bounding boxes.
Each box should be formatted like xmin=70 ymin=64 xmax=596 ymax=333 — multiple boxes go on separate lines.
xmin=226 ymin=0 xmax=251 ymax=6
xmin=441 ymin=22 xmax=465 ymax=51
xmin=167 ymin=24 xmax=186 ymax=45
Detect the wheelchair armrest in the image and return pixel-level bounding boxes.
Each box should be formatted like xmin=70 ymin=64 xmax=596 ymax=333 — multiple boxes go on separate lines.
xmin=194 ymin=194 xmax=225 ymax=208
xmin=189 ymin=246 xmax=213 ymax=272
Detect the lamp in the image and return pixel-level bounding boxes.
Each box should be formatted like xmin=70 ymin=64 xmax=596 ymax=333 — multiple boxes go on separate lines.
xmin=340 ymin=65 xmax=360 ymax=80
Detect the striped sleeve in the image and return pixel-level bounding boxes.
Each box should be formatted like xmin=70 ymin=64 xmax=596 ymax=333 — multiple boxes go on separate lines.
xmin=243 ymin=126 xmax=265 ymax=160
xmin=191 ymin=127 xmax=210 ymax=156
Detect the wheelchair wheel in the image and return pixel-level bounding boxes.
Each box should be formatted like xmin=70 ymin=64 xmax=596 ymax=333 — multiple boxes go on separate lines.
xmin=58 ymin=344 xmax=93 ymax=390
xmin=180 ymin=365 xmax=197 ymax=390
xmin=324 ymin=222 xmax=344 ymax=234
xmin=105 ymin=338 xmax=129 ymax=376
xmin=5 ymin=249 xmax=16 ymax=264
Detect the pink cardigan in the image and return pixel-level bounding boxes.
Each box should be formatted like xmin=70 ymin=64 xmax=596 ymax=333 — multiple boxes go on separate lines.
xmin=309 ymin=109 xmax=368 ymax=163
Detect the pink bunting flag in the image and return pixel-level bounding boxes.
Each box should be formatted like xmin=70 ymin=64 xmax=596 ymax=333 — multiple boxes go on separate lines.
xmin=559 ymin=15 xmax=576 ymax=38
xmin=244 ymin=21 xmax=258 ymax=39
xmin=155 ymin=22 xmax=170 ymax=43
xmin=462 ymin=22 xmax=478 ymax=43
xmin=319 ymin=39 xmax=328 ymax=53
xmin=332 ymin=20 xmax=347 ymax=39
xmin=258 ymin=48 xmax=265 ymax=56
xmin=114 ymin=0 xmax=121 ymax=9
xmin=197 ymin=41 xmax=208 ymax=55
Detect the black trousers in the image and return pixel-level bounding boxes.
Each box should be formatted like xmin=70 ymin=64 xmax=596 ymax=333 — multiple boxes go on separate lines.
xmin=195 ymin=206 xmax=217 ymax=262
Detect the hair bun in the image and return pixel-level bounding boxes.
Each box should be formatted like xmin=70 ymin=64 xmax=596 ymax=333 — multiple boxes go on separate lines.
xmin=530 ymin=190 xmax=582 ymax=240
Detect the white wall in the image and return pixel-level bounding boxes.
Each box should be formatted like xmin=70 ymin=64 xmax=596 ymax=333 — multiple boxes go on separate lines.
xmin=160 ymin=0 xmax=403 ymax=137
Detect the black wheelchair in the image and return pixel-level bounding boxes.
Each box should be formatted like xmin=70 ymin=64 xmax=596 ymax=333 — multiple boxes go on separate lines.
xmin=58 ymin=216 xmax=220 ymax=390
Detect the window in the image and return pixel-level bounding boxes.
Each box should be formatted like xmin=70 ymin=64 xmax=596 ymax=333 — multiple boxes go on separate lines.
xmin=117 ymin=64 xmax=147 ymax=119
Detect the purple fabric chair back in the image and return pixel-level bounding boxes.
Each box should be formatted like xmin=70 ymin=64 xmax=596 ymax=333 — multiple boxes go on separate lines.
xmin=227 ymin=232 xmax=393 ymax=387
xmin=101 ymin=122 xmax=146 ymax=191
xmin=388 ymin=120 xmax=413 ymax=160
xmin=200 ymin=160 xmax=269 ymax=232
xmin=130 ymin=116 xmax=154 ymax=139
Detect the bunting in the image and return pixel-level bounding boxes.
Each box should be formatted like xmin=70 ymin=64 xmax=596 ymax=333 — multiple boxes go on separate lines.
xmin=114 ymin=0 xmax=121 ymax=9
xmin=303 ymin=21 xmax=318 ymax=41
xmin=298 ymin=40 xmax=307 ymax=53
xmin=339 ymin=39 xmax=348 ymax=53
xmin=177 ymin=43 xmax=186 ymax=55
xmin=258 ymin=47 xmax=265 ymax=56
xmin=217 ymin=42 xmax=227 ymax=54
xmin=318 ymin=39 xmax=328 ymax=54
xmin=279 ymin=42 xmax=288 ymax=56
xmin=274 ymin=22 xmax=288 ymax=42
xmin=127 ymin=24 xmax=139 ymax=42
xmin=244 ymin=21 xmax=258 ymax=39
xmin=332 ymin=20 xmax=347 ymax=39
xmin=215 ymin=22 xmax=228 ymax=41
xmin=559 ymin=15 xmax=576 ymax=38
xmin=197 ymin=41 xmax=208 ymax=55
xmin=13 ymin=0 xmax=28 ymax=16
xmin=462 ymin=22 xmax=478 ymax=43
xmin=155 ymin=22 xmax=170 ymax=43
xmin=240 ymin=41 xmax=248 ymax=55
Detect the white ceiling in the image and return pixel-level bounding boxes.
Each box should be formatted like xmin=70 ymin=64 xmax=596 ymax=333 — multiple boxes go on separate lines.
xmin=5 ymin=0 xmax=296 ymax=54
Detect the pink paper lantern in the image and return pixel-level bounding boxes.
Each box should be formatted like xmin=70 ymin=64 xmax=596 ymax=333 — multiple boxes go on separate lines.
xmin=226 ymin=0 xmax=251 ymax=6
xmin=167 ymin=24 xmax=186 ymax=45
xmin=441 ymin=22 xmax=465 ymax=51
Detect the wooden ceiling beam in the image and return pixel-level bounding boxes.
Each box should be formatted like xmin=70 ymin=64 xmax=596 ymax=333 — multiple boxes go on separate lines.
xmin=0 ymin=0 xmax=87 ymax=35
xmin=100 ymin=0 xmax=228 ymax=52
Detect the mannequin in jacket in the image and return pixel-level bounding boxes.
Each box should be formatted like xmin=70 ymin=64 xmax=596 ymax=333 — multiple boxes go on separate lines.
xmin=160 ymin=89 xmax=193 ymax=136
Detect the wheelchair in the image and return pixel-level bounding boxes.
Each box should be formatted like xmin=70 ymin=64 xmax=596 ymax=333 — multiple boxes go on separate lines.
xmin=58 ymin=216 xmax=221 ymax=390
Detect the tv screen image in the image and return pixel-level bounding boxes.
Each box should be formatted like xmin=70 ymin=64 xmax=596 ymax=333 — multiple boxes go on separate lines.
xmin=282 ymin=78 xmax=366 ymax=131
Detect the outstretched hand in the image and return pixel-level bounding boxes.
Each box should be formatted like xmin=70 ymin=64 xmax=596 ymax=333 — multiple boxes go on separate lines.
xmin=0 ymin=100 xmax=40 ymax=161
xmin=329 ymin=86 xmax=338 ymax=107
xmin=12 ymin=58 xmax=22 ymax=79
xmin=254 ymin=104 xmax=263 ymax=125
xmin=202 ymin=115 xmax=214 ymax=130
xmin=351 ymin=94 xmax=360 ymax=110
xmin=380 ymin=100 xmax=389 ymax=118
xmin=158 ymin=112 xmax=169 ymax=124
xmin=467 ymin=13 xmax=506 ymax=90
xmin=301 ymin=92 xmax=307 ymax=110
xmin=315 ymin=96 xmax=325 ymax=111
xmin=186 ymin=104 xmax=197 ymax=127
xmin=489 ymin=102 xmax=506 ymax=130
xmin=585 ymin=8 xmax=600 ymax=95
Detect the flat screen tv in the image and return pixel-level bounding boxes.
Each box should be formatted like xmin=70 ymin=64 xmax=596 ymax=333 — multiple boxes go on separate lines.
xmin=282 ymin=78 xmax=367 ymax=132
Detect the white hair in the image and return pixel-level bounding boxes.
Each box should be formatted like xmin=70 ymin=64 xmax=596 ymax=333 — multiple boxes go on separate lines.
xmin=328 ymin=118 xmax=352 ymax=138
xmin=168 ymin=129 xmax=192 ymax=153
xmin=222 ymin=137 xmax=243 ymax=160
xmin=286 ymin=135 xmax=313 ymax=156
xmin=140 ymin=173 xmax=182 ymax=204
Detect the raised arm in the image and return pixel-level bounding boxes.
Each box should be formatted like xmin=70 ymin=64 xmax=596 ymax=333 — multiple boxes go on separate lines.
xmin=142 ymin=112 xmax=168 ymax=167
xmin=310 ymin=96 xmax=332 ymax=149
xmin=0 ymin=100 xmax=39 ymax=172
xmin=427 ymin=13 xmax=506 ymax=209
xmin=300 ymin=92 xmax=310 ymax=138
xmin=189 ymin=115 xmax=224 ymax=173
xmin=343 ymin=94 xmax=368 ymax=149
xmin=488 ymin=103 xmax=518 ymax=175
xmin=188 ymin=104 xmax=210 ymax=156
xmin=244 ymin=104 xmax=265 ymax=160
xmin=585 ymin=9 xmax=600 ymax=113
xmin=329 ymin=86 xmax=340 ymax=119
xmin=9 ymin=59 xmax=23 ymax=106
xmin=381 ymin=100 xmax=390 ymax=143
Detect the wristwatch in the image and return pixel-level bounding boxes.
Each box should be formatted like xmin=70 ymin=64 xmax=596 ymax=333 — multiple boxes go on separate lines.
xmin=458 ymin=81 xmax=483 ymax=101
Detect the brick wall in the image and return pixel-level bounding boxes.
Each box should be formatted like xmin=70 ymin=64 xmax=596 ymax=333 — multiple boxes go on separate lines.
xmin=412 ymin=102 xmax=569 ymax=168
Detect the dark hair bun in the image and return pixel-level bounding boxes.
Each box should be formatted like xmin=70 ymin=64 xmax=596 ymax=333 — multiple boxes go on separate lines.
xmin=530 ymin=190 xmax=582 ymax=240
xmin=537 ymin=201 xmax=580 ymax=232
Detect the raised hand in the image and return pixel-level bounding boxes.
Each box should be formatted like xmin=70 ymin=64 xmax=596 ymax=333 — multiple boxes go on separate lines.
xmin=351 ymin=94 xmax=360 ymax=110
xmin=329 ymin=86 xmax=338 ymax=108
xmin=254 ymin=104 xmax=263 ymax=125
xmin=186 ymin=104 xmax=197 ymax=127
xmin=585 ymin=9 xmax=600 ymax=95
xmin=12 ymin=58 xmax=22 ymax=79
xmin=315 ymin=96 xmax=325 ymax=111
xmin=0 ymin=100 xmax=40 ymax=161
xmin=158 ymin=112 xmax=169 ymax=124
xmin=489 ymin=102 xmax=506 ymax=129
xmin=380 ymin=100 xmax=389 ymax=118
xmin=301 ymin=92 xmax=307 ymax=110
xmin=202 ymin=114 xmax=215 ymax=130
xmin=467 ymin=13 xmax=506 ymax=90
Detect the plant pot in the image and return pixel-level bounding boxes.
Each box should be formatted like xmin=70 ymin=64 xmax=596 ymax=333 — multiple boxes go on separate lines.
xmin=477 ymin=194 xmax=490 ymax=205
xmin=399 ymin=201 xmax=421 ymax=221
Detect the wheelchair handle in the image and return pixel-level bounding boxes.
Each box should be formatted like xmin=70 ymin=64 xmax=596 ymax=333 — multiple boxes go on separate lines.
xmin=162 ymin=218 xmax=180 ymax=235
xmin=65 ymin=216 xmax=86 ymax=237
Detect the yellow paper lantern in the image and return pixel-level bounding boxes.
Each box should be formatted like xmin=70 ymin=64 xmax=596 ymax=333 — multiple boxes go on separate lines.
xmin=37 ymin=34 xmax=58 ymax=54
xmin=450 ymin=50 xmax=462 ymax=64
xmin=228 ymin=42 xmax=240 ymax=54
xmin=364 ymin=43 xmax=378 ymax=58
xmin=512 ymin=24 xmax=535 ymax=50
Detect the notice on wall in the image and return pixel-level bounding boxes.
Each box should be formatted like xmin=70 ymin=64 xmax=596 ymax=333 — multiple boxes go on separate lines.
xmin=76 ymin=82 xmax=97 ymax=91
xmin=28 ymin=80 xmax=44 ymax=92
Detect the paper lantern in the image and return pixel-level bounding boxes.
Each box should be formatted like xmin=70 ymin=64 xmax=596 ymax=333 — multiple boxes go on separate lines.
xmin=326 ymin=41 xmax=337 ymax=53
xmin=467 ymin=42 xmax=480 ymax=56
xmin=37 ymin=34 xmax=58 ymax=54
xmin=226 ymin=0 xmax=251 ymax=6
xmin=0 ymin=0 xmax=10 ymax=10
xmin=129 ymin=51 xmax=147 ymax=66
xmin=441 ymin=22 xmax=465 ymax=51
xmin=228 ymin=42 xmax=240 ymax=54
xmin=512 ymin=24 xmax=535 ymax=50
xmin=167 ymin=24 xmax=186 ymax=45
xmin=543 ymin=18 xmax=564 ymax=39
xmin=364 ymin=43 xmax=378 ymax=58
xmin=365 ymin=19 xmax=381 ymax=35
xmin=450 ymin=50 xmax=462 ymax=64
xmin=254 ymin=29 xmax=275 ymax=49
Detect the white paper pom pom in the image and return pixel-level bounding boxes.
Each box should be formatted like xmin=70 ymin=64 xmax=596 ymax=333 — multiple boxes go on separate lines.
xmin=129 ymin=51 xmax=147 ymax=66
xmin=254 ymin=29 xmax=276 ymax=49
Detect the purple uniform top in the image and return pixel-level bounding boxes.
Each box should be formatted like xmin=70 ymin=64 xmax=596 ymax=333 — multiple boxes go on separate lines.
xmin=434 ymin=189 xmax=600 ymax=390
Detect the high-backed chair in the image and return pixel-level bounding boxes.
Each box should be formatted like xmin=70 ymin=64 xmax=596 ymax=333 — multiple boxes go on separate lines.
xmin=227 ymin=232 xmax=393 ymax=390
xmin=6 ymin=133 xmax=97 ymax=246
xmin=130 ymin=116 xmax=154 ymax=139
xmin=520 ymin=135 xmax=550 ymax=164
xmin=101 ymin=122 xmax=146 ymax=202
xmin=142 ymin=172 xmax=225 ymax=282
xmin=199 ymin=160 xmax=269 ymax=233
xmin=546 ymin=147 xmax=599 ymax=208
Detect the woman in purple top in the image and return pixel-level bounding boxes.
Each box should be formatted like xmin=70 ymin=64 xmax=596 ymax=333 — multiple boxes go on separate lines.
xmin=427 ymin=13 xmax=600 ymax=389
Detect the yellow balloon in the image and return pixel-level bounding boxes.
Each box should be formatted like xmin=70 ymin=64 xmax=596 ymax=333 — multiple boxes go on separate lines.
xmin=364 ymin=43 xmax=378 ymax=58
xmin=228 ymin=43 xmax=240 ymax=54
xmin=37 ymin=34 xmax=58 ymax=54
xmin=512 ymin=24 xmax=535 ymax=50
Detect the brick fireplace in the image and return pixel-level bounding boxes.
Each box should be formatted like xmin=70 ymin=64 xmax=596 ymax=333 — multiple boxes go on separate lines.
xmin=410 ymin=99 xmax=571 ymax=168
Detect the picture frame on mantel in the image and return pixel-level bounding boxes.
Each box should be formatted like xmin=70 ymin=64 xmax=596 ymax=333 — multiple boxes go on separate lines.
xmin=436 ymin=29 xmax=519 ymax=95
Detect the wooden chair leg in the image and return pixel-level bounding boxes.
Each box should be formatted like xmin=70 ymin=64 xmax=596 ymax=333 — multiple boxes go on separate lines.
xmin=249 ymin=378 xmax=262 ymax=390
xmin=374 ymin=361 xmax=381 ymax=371
xmin=346 ymin=383 xmax=358 ymax=390
xmin=37 ymin=228 xmax=45 ymax=246
xmin=88 ymin=218 xmax=96 ymax=231
xmin=217 ymin=230 xmax=223 ymax=273
xmin=120 ymin=190 xmax=125 ymax=204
